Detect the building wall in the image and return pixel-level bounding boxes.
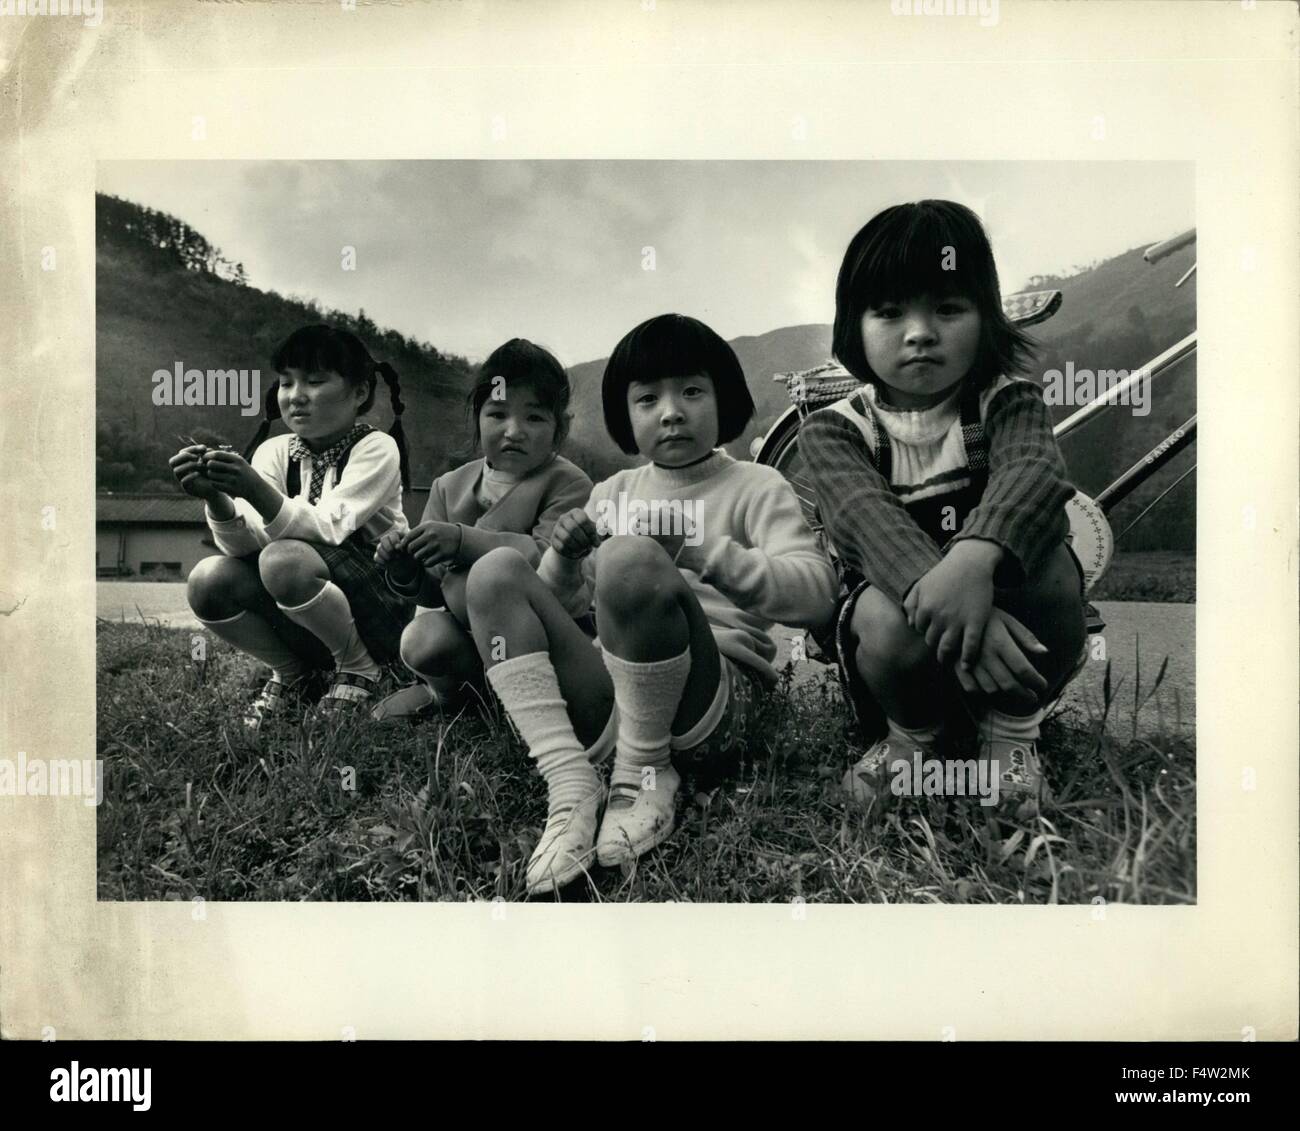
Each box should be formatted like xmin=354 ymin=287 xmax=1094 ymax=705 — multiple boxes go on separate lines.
xmin=97 ymin=526 xmax=214 ymax=579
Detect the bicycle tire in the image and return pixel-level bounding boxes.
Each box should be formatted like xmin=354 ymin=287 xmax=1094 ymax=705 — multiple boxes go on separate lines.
xmin=756 ymin=406 xmax=823 ymax=537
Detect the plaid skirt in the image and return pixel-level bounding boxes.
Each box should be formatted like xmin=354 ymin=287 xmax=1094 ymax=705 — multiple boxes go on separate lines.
xmin=241 ymin=536 xmax=414 ymax=669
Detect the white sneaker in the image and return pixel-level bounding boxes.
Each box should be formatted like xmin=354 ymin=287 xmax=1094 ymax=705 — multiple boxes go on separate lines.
xmin=984 ymin=736 xmax=1051 ymax=820
xmin=369 ymin=681 xmax=437 ymax=722
xmin=841 ymin=736 xmax=898 ymax=809
xmin=526 ymin=783 xmax=605 ymax=895
xmin=595 ymin=765 xmax=680 ymax=867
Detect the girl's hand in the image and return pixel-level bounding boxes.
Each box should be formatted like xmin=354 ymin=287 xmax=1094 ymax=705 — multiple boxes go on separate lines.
xmin=904 ymin=541 xmax=1001 ymax=668
xmin=374 ymin=528 xmax=407 ymax=568
xmin=201 ymin=449 xmax=263 ymax=501
xmin=954 ymin=608 xmax=1050 ymax=700
xmin=552 ymin=508 xmax=602 ymax=560
xmin=402 ymin=521 xmax=462 ymax=568
xmin=169 ymin=445 xmax=223 ymax=502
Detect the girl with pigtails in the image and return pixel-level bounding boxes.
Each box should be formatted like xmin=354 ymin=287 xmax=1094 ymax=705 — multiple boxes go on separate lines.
xmin=170 ymin=324 xmax=415 ymax=729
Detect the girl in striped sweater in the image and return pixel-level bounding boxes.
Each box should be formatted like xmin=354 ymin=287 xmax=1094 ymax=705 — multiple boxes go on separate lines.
xmin=799 ymin=200 xmax=1087 ymax=817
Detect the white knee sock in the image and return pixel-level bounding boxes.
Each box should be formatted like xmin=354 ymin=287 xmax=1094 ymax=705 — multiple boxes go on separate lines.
xmin=485 ymin=652 xmax=601 ymax=815
xmin=199 ymin=609 xmax=309 ymax=683
xmin=278 ymin=581 xmax=380 ymax=679
xmin=601 ymin=647 xmax=692 ymax=795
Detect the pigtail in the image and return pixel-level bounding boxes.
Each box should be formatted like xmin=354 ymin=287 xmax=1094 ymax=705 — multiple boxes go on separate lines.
xmin=242 ymin=380 xmax=282 ymax=461
xmin=376 ymin=361 xmax=411 ymax=490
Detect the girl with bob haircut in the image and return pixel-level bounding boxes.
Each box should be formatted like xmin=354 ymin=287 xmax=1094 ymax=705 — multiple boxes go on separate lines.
xmin=601 ymin=312 xmax=756 ymax=454
xmin=172 ymin=323 xmax=415 ymax=728
xmin=800 ymin=200 xmax=1087 ymax=819
xmin=462 ymin=313 xmax=836 ymax=895
xmin=371 ymin=338 xmax=593 ymax=721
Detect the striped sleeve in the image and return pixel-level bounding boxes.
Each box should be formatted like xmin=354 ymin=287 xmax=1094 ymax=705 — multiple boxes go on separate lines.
xmin=798 ymin=408 xmax=942 ymax=607
xmin=949 ymin=380 xmax=1072 ymax=583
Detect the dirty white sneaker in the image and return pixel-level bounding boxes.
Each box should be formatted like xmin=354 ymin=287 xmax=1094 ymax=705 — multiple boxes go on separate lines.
xmin=984 ymin=735 xmax=1051 ymax=820
xmin=841 ymin=736 xmax=898 ymax=809
xmin=526 ymin=782 xmax=605 ymax=895
xmin=595 ymin=765 xmax=680 ymax=867
xmin=978 ymin=708 xmax=1051 ymax=820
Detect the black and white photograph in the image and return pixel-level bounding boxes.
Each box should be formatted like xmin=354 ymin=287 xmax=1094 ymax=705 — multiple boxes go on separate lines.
xmin=1 ymin=0 xmax=1295 ymax=1068
xmin=94 ymin=159 xmax=1196 ymax=904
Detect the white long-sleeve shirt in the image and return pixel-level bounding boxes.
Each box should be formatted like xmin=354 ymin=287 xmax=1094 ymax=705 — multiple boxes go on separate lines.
xmin=205 ymin=431 xmax=408 ymax=556
xmin=537 ymin=449 xmax=837 ymax=687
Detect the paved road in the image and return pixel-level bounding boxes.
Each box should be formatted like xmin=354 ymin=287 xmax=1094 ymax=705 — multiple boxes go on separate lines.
xmin=98 ymin=583 xmax=1195 ymax=735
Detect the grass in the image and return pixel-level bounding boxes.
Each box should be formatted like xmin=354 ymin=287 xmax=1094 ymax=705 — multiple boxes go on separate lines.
xmin=1090 ymin=550 xmax=1195 ymax=603
xmin=96 ymin=621 xmax=1195 ymax=905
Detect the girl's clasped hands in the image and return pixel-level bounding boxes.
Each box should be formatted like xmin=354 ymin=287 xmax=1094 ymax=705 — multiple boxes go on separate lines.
xmin=169 ymin=442 xmax=264 ymax=503
xmin=373 ymin=521 xmax=464 ymax=578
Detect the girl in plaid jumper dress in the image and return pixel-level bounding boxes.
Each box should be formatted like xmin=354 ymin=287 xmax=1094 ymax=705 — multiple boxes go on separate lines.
xmin=171 ymin=324 xmax=414 ymax=730
xmin=799 ymin=201 xmax=1087 ymax=818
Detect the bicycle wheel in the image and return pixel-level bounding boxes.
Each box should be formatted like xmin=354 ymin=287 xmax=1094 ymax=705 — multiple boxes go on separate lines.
xmin=755 ymin=407 xmax=824 ymax=537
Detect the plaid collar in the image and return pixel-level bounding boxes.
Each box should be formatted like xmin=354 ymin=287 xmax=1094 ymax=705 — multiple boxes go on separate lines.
xmin=288 ymin=423 xmax=372 ymax=503
xmin=288 ymin=423 xmax=371 ymax=467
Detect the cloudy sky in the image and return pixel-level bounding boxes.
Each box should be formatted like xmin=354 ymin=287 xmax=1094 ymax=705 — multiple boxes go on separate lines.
xmin=98 ymin=160 xmax=1193 ymax=366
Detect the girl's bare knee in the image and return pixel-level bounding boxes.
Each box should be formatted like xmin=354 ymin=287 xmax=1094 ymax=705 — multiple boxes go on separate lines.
xmin=399 ymin=616 xmax=458 ymax=675
xmin=850 ymin=589 xmax=929 ymax=680
xmin=398 ymin=620 xmax=434 ymax=674
xmin=465 ymin=547 xmax=532 ymax=614
xmin=187 ymin=555 xmax=254 ymax=620
xmin=595 ymin=536 xmax=677 ymax=616
xmin=258 ymin=540 xmax=326 ymax=604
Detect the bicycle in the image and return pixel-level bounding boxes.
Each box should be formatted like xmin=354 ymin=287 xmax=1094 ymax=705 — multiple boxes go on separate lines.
xmin=752 ymin=228 xmax=1197 ymax=640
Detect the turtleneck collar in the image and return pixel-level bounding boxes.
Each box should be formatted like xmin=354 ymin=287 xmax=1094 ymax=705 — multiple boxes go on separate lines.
xmin=647 ymin=448 xmax=734 ymax=488
xmin=863 ymin=382 xmax=964 ymax=445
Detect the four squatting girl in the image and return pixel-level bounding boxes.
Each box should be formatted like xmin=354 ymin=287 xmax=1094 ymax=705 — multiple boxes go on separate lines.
xmin=462 ymin=314 xmax=837 ymax=893
xmin=173 ymin=324 xmax=414 ymax=728
xmin=798 ymin=200 xmax=1088 ymax=816
xmin=370 ymin=339 xmax=593 ymax=721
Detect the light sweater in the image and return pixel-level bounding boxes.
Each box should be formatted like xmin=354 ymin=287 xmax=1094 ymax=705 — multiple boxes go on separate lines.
xmin=537 ymin=450 xmax=838 ymax=687
xmin=206 ymin=431 xmax=407 ymax=557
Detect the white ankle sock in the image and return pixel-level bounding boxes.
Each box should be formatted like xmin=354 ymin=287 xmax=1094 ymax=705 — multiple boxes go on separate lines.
xmin=884 ymin=718 xmax=943 ymax=757
xmin=278 ymin=581 xmax=380 ymax=679
xmin=601 ymin=648 xmax=692 ymax=795
xmin=978 ymin=707 xmax=1042 ymax=745
xmin=199 ymin=609 xmax=308 ymax=683
xmin=485 ymin=652 xmax=601 ymax=814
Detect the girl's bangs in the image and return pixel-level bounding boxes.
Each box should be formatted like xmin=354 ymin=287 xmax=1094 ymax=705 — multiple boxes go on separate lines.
xmin=622 ymin=317 xmax=718 ymax=385
xmin=854 ymin=220 xmax=983 ymax=307
xmin=272 ymin=327 xmax=354 ymax=379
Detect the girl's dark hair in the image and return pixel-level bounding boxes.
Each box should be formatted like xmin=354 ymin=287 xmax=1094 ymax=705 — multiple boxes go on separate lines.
xmin=832 ymin=199 xmax=1037 ymax=394
xmin=465 ymin=338 xmax=572 ymax=452
xmin=244 ymin=324 xmax=410 ymax=488
xmin=601 ymin=313 xmax=755 ymax=456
